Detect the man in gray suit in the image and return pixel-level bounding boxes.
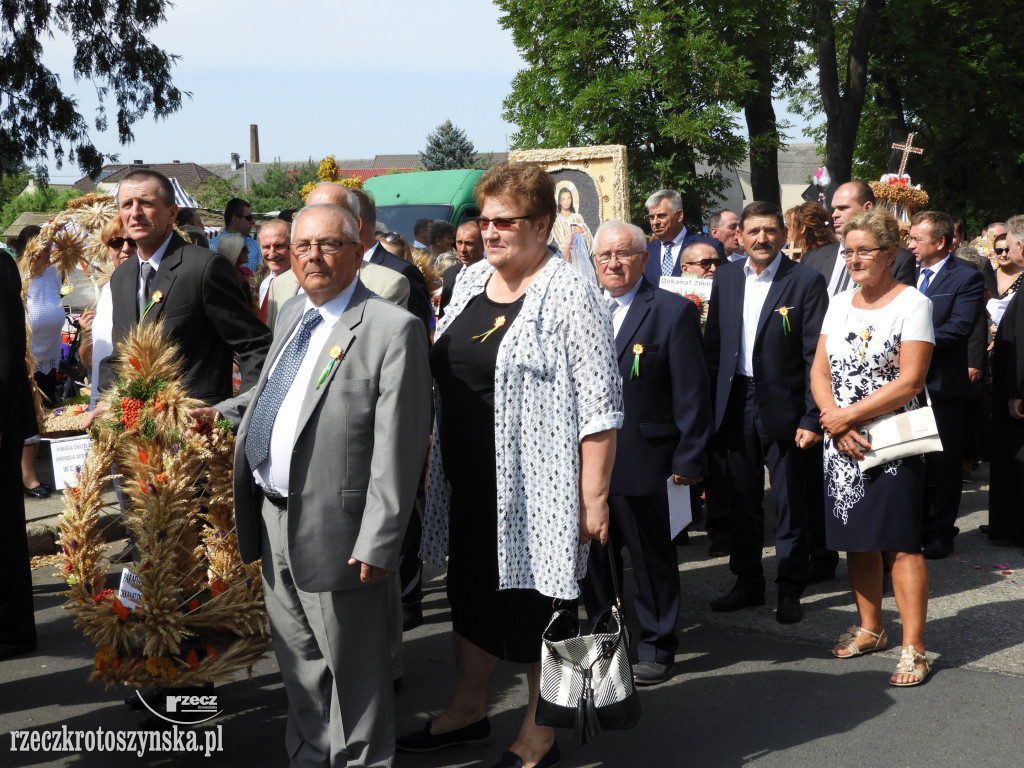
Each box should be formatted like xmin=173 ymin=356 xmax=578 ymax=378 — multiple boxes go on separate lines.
xmin=206 ymin=204 xmax=431 ymax=766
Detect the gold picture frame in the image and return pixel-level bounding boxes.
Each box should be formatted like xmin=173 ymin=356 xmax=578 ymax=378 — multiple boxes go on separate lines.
xmin=507 ymin=145 xmax=630 ymax=237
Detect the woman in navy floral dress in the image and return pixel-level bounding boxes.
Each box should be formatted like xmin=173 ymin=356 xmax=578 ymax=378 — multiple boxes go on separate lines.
xmin=810 ymin=209 xmax=936 ymax=687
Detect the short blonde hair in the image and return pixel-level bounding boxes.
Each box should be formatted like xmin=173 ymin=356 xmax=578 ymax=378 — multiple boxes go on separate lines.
xmin=842 ymin=209 xmax=901 ymax=250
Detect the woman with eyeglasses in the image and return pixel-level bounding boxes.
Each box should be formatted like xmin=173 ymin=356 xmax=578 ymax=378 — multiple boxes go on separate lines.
xmin=809 ymin=208 xmax=935 ymax=687
xmin=401 ymin=162 xmax=622 ymax=768
xmin=79 ymin=216 xmax=138 ymax=408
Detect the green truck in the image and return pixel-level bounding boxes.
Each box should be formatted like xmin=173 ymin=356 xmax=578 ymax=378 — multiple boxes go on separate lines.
xmin=364 ymin=169 xmax=483 ymax=242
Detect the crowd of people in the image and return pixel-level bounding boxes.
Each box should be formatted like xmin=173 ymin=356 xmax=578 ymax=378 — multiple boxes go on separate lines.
xmin=1 ymin=163 xmax=1023 ymax=768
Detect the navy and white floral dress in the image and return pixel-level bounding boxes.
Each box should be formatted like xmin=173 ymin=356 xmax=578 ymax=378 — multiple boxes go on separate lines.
xmin=821 ymin=287 xmax=934 ymax=552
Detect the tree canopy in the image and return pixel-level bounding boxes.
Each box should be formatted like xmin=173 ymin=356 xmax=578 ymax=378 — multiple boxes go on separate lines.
xmin=0 ymin=0 xmax=183 ymax=181
xmin=420 ymin=120 xmax=477 ymax=171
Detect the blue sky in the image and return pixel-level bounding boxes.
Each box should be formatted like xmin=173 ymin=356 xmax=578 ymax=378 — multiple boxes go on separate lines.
xmin=40 ymin=0 xmax=814 ymax=183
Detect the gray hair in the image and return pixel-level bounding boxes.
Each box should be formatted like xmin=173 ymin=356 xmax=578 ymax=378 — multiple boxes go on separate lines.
xmin=594 ymin=220 xmax=647 ymax=253
xmin=215 ymin=233 xmax=248 ymax=263
xmin=1006 ymin=215 xmax=1024 ymax=242
xmin=707 ymin=210 xmax=732 ymax=230
xmin=291 ymin=203 xmax=359 ymax=242
xmin=644 ymin=189 xmax=683 ymax=213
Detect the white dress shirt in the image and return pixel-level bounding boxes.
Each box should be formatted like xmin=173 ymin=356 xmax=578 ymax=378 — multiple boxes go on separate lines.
xmin=607 ymin=282 xmax=642 ymax=338
xmin=258 ymin=273 xmax=275 ymax=307
xmin=254 ymin=279 xmax=358 ymax=495
xmin=738 ymin=255 xmax=784 ymax=376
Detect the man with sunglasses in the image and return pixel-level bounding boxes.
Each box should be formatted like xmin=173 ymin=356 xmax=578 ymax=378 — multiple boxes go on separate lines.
xmin=210 ymin=197 xmax=261 ymax=272
xmin=679 ymin=241 xmax=722 ymax=279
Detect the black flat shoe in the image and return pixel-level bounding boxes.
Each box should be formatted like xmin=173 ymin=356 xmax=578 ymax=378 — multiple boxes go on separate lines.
xmin=776 ymin=596 xmax=804 ymax=624
xmin=709 ymin=586 xmax=765 ymax=612
xmin=0 ymin=642 xmax=36 ymax=661
xmin=396 ymin=717 xmax=491 ymax=752
xmin=633 ymin=660 xmax=672 ymax=686
xmin=489 ymin=741 xmax=560 ymax=768
xmin=23 ymin=484 xmax=51 ymax=499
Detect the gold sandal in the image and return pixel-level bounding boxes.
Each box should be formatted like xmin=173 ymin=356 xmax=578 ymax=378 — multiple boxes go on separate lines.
xmin=831 ymin=626 xmax=887 ymax=658
xmin=890 ymin=645 xmax=931 ymax=687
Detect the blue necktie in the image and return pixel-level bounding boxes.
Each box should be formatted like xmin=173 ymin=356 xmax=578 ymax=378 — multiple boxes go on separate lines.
xmin=661 ymin=241 xmax=675 ymax=277
xmin=918 ymin=268 xmax=933 ymax=294
xmin=245 ymin=308 xmax=323 ymax=471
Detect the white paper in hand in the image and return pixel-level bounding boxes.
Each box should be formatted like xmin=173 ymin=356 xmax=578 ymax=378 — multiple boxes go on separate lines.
xmin=666 ymin=477 xmax=693 ymax=539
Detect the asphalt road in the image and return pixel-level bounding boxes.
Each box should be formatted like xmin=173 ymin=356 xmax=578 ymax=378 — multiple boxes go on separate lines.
xmin=5 ymin=463 xmax=1023 ymax=767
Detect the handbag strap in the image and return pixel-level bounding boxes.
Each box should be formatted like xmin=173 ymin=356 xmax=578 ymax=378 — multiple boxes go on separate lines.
xmin=605 ymin=530 xmax=625 ymax=611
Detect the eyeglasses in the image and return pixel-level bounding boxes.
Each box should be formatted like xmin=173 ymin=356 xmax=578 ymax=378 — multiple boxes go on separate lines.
xmin=596 ymin=250 xmax=643 ymax=264
xmin=290 ymin=240 xmax=358 ymax=256
xmin=107 ymin=237 xmax=137 ymax=249
xmin=476 ymin=216 xmax=531 ymax=231
xmin=683 ymin=258 xmax=722 ymax=269
xmin=238 ymin=214 xmax=254 ymax=222
xmin=994 ymin=247 xmax=1010 ymax=256
xmin=843 ymin=247 xmax=885 ymax=260
xmin=380 ymin=231 xmax=403 ymax=243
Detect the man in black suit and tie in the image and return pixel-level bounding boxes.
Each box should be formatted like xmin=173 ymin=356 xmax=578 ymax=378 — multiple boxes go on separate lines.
xmin=0 ymin=254 xmax=37 ymax=661
xmin=95 ymin=169 xmax=271 ymax=407
xmin=643 ymin=189 xmax=726 ymax=285
xmin=349 ymin=188 xmax=433 ymax=335
xmin=803 ymin=181 xmax=916 ymax=295
xmin=703 ymin=201 xmax=828 ymax=623
xmin=907 ymin=211 xmax=985 ymax=559
xmin=582 ymin=221 xmax=711 ymax=686
xmin=438 ymin=220 xmax=484 ymax=318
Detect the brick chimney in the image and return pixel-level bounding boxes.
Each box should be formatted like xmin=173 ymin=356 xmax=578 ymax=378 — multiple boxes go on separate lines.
xmin=250 ymin=125 xmax=260 ymax=164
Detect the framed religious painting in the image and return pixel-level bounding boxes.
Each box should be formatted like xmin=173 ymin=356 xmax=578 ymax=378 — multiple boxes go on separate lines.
xmin=507 ymin=145 xmax=630 ymax=253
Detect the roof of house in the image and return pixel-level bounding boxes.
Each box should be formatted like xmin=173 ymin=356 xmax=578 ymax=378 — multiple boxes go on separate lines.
xmin=2 ymin=211 xmax=61 ymax=240
xmin=74 ymin=162 xmax=217 ymax=192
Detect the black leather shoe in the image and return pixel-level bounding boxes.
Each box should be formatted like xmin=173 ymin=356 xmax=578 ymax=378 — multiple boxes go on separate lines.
xmin=632 ymin=660 xmax=672 ymax=686
xmin=402 ymin=603 xmax=424 ymax=632
xmin=23 ymin=484 xmax=51 ymax=499
xmin=709 ymin=586 xmax=765 ymax=612
xmin=922 ymin=539 xmax=954 ymax=559
xmin=396 ymin=717 xmax=491 ymax=752
xmin=489 ymin=741 xmax=560 ymax=768
xmin=776 ymin=596 xmax=804 ymax=624
xmin=707 ymin=543 xmax=731 ymax=558
xmin=0 ymin=642 xmax=36 ymax=661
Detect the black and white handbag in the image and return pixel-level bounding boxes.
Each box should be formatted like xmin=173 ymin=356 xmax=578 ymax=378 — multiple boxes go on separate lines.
xmin=535 ymin=559 xmax=641 ymax=744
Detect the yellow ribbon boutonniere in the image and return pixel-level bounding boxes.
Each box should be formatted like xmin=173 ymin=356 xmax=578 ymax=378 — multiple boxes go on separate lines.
xmin=472 ymin=315 xmax=506 ymax=343
xmin=141 ymin=290 xmax=163 ymax=320
xmin=316 ymin=346 xmax=343 ymax=389
xmin=630 ymin=344 xmax=644 ymax=379
xmin=859 ymin=329 xmax=871 ymax=362
xmin=777 ymin=306 xmax=792 ymax=335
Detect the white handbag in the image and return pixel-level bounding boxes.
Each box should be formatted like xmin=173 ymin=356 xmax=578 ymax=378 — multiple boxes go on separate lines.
xmin=857 ymin=389 xmax=942 ymax=471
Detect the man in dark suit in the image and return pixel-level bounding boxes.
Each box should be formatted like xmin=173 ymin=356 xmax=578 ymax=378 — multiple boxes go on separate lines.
xmin=348 ymin=187 xmax=432 ymax=335
xmin=803 ymin=181 xmax=916 ymax=294
xmin=0 ymin=254 xmax=37 ymax=661
xmin=908 ymin=211 xmax=985 ymax=559
xmin=703 ymin=201 xmax=828 ymax=624
xmin=210 ymin=203 xmax=431 ymax=766
xmin=95 ymin=169 xmax=271 ymax=405
xmin=438 ymin=220 xmax=484 ymax=318
xmin=582 ymin=221 xmax=711 ymax=686
xmin=643 ymin=189 xmax=726 ymax=285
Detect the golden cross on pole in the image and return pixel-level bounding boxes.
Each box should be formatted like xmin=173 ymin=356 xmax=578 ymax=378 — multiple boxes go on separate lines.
xmin=891 ymin=133 xmax=924 ymax=177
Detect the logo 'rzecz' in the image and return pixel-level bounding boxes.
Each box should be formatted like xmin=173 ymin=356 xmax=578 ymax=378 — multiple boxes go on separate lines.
xmin=138 ymin=693 xmax=222 ymax=725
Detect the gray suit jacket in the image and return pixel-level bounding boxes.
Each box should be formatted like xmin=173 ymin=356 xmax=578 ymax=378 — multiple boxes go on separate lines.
xmin=266 ymin=263 xmax=409 ymax=330
xmin=223 ymin=280 xmax=431 ymax=593
xmin=802 ymin=242 xmax=916 ymax=292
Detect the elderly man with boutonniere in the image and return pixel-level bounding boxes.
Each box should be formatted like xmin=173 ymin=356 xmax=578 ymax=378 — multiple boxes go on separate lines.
xmin=202 ymin=203 xmax=432 ymax=767
xmin=703 ymin=201 xmax=828 ymax=625
xmin=581 ymin=221 xmax=712 ymax=686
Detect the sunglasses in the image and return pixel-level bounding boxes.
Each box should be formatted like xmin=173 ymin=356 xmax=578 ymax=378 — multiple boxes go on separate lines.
xmin=380 ymin=231 xmax=404 ymax=243
xmin=238 ymin=214 xmax=254 ymax=222
xmin=683 ymin=258 xmax=722 ymax=269
xmin=994 ymin=247 xmax=1010 ymax=256
xmin=107 ymin=237 xmax=137 ymax=249
xmin=476 ymin=215 xmax=531 ymax=231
